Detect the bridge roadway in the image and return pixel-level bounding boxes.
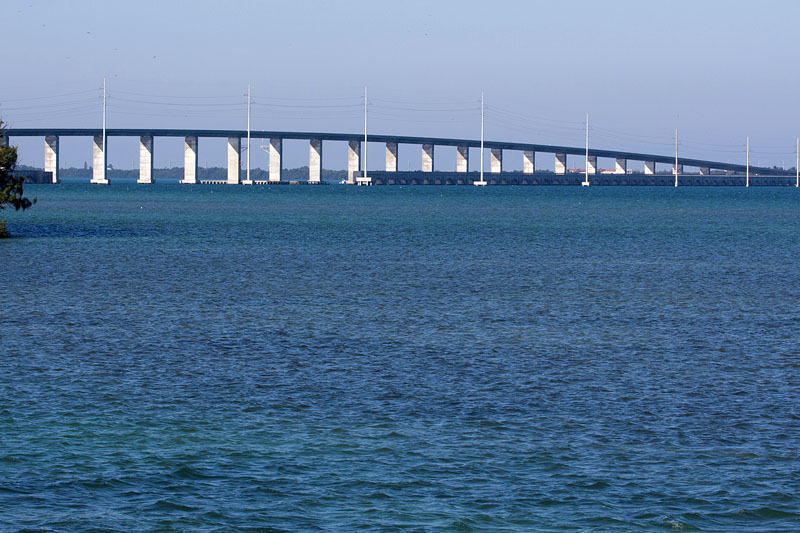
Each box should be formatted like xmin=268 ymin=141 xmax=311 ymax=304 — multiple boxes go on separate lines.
xmin=3 ymin=128 xmax=787 ymax=185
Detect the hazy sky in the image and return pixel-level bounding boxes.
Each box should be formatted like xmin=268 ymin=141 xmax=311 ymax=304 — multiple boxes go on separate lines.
xmin=3 ymin=0 xmax=800 ymax=170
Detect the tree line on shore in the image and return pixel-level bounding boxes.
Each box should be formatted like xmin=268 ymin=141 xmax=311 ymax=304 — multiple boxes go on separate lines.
xmin=16 ymin=164 xmax=349 ymax=181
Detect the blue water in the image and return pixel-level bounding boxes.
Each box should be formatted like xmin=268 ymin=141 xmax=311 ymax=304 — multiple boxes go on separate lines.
xmin=2 ymin=183 xmax=799 ymax=531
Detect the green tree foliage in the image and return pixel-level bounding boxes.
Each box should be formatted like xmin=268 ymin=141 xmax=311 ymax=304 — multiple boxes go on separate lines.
xmin=1 ymin=120 xmax=35 ymax=237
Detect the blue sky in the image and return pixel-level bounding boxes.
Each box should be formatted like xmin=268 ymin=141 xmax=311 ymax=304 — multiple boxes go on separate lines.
xmin=3 ymin=0 xmax=800 ymax=170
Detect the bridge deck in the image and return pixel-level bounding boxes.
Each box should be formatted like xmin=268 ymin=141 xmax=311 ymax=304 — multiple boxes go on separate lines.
xmin=4 ymin=128 xmax=784 ymax=176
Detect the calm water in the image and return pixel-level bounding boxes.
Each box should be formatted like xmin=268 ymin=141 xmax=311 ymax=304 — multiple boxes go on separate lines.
xmin=1 ymin=183 xmax=799 ymax=531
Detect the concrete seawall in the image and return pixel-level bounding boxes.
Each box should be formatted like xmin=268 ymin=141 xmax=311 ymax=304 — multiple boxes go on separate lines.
xmin=368 ymin=171 xmax=796 ymax=186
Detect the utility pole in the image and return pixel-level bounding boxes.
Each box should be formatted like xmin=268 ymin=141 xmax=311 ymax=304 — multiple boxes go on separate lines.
xmin=582 ymin=113 xmax=590 ymax=187
xmin=91 ymin=76 xmax=110 ymax=184
xmin=364 ymin=86 xmax=367 ymax=182
xmin=674 ymin=128 xmax=679 ymax=187
xmin=246 ymin=84 xmax=251 ymax=184
xmin=746 ymin=136 xmax=750 ymax=188
xmin=102 ymin=76 xmax=106 ymax=167
xmin=475 ymin=91 xmax=486 ymax=186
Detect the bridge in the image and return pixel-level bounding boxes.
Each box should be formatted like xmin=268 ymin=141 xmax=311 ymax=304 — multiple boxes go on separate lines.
xmin=2 ymin=127 xmax=793 ymax=186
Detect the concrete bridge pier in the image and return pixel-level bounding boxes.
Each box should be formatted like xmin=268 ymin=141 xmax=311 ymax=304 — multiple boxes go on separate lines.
xmin=269 ymin=138 xmax=282 ymax=183
xmin=644 ymin=161 xmax=656 ymax=175
xmin=182 ymin=136 xmax=198 ymax=184
xmin=422 ymin=144 xmax=434 ymax=172
xmin=385 ymin=142 xmax=398 ymax=172
xmin=456 ymin=146 xmax=469 ymax=172
xmin=555 ymin=153 xmax=567 ymax=175
xmin=309 ymin=139 xmax=323 ymax=183
xmin=615 ymin=158 xmax=627 ymax=174
xmin=523 ymin=150 xmax=534 ymax=174
xmin=44 ymin=135 xmax=59 ymax=183
xmin=490 ymin=148 xmax=503 ymax=173
xmin=587 ymin=155 xmax=597 ymax=174
xmin=138 ymin=136 xmax=153 ymax=184
xmin=227 ymin=137 xmax=241 ymax=185
xmin=700 ymin=167 xmax=710 ymax=175
xmin=91 ymin=135 xmax=109 ymax=184
xmin=347 ymin=140 xmax=361 ymax=184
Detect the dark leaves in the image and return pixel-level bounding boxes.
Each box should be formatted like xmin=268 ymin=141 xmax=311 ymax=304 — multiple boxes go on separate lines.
xmin=0 ymin=121 xmax=36 ymax=212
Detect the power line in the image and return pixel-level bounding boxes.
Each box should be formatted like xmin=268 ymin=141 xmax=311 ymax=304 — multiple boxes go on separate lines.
xmin=112 ymin=96 xmax=244 ymax=108
xmin=251 ymin=94 xmax=361 ymax=102
xmin=370 ymin=96 xmax=479 ymax=106
xmin=252 ymin=102 xmax=362 ymax=109
xmin=0 ymin=89 xmax=99 ymax=102
xmin=1 ymin=97 xmax=100 ymax=111
xmin=113 ymin=89 xmax=241 ymax=100
xmin=485 ymin=104 xmax=585 ymax=127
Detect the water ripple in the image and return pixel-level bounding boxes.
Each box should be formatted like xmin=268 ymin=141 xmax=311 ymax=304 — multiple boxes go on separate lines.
xmin=1 ymin=185 xmax=799 ymax=530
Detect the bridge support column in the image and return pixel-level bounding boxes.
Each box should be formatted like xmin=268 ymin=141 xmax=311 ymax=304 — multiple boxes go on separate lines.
xmin=91 ymin=135 xmax=108 ymax=184
xmin=0 ymin=132 xmax=7 ymax=147
xmin=227 ymin=137 xmax=241 ymax=185
xmin=700 ymin=167 xmax=710 ymax=175
xmin=182 ymin=136 xmax=198 ymax=184
xmin=523 ymin=150 xmax=534 ymax=174
xmin=347 ymin=140 xmax=361 ymax=184
xmin=309 ymin=139 xmax=322 ymax=183
xmin=385 ymin=141 xmax=397 ymax=172
xmin=555 ymin=153 xmax=567 ymax=175
xmin=422 ymin=144 xmax=434 ymax=172
xmin=456 ymin=146 xmax=469 ymax=172
xmin=138 ymin=136 xmax=153 ymax=184
xmin=269 ymin=138 xmax=282 ymax=183
xmin=615 ymin=158 xmax=627 ymax=174
xmin=644 ymin=161 xmax=656 ymax=175
xmin=673 ymin=163 xmax=683 ymax=175
xmin=490 ymin=148 xmax=503 ymax=173
xmin=587 ymin=155 xmax=597 ymax=174
xmin=44 ymin=135 xmax=59 ymax=184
